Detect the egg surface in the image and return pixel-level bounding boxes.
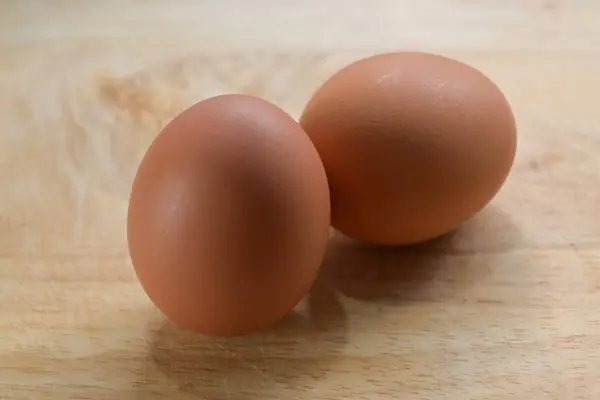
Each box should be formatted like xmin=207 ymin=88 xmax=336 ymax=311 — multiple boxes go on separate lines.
xmin=127 ymin=94 xmax=330 ymax=336
xmin=300 ymin=52 xmax=517 ymax=246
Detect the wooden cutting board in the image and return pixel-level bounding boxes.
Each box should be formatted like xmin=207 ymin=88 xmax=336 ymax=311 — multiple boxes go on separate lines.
xmin=1 ymin=1 xmax=600 ymax=399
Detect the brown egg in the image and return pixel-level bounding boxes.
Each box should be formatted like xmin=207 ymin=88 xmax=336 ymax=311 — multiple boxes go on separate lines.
xmin=300 ymin=52 xmax=517 ymax=246
xmin=127 ymin=94 xmax=330 ymax=336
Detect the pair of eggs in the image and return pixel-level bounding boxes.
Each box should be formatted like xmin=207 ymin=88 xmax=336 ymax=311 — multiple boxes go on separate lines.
xmin=127 ymin=52 xmax=517 ymax=336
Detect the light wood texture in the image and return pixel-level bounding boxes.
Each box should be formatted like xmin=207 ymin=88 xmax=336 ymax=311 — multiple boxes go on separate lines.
xmin=1 ymin=1 xmax=600 ymax=399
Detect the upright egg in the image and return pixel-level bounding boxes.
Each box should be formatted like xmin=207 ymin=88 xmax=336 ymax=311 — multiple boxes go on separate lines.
xmin=300 ymin=52 xmax=517 ymax=246
xmin=127 ymin=94 xmax=330 ymax=336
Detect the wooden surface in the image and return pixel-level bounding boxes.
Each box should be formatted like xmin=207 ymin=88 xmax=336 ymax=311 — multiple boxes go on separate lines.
xmin=1 ymin=1 xmax=600 ymax=399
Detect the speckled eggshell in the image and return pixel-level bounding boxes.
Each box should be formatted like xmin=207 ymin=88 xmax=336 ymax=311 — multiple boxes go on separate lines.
xmin=127 ymin=94 xmax=330 ymax=336
xmin=300 ymin=52 xmax=517 ymax=246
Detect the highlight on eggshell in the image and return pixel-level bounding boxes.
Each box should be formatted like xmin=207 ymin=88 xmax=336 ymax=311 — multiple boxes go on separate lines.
xmin=300 ymin=51 xmax=517 ymax=246
xmin=127 ymin=94 xmax=331 ymax=336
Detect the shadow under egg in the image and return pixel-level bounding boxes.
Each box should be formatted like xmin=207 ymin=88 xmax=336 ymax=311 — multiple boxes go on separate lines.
xmin=321 ymin=204 xmax=522 ymax=302
xmin=134 ymin=277 xmax=347 ymax=400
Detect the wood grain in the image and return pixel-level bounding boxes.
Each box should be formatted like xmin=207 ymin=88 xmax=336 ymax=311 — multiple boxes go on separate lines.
xmin=1 ymin=1 xmax=600 ymax=399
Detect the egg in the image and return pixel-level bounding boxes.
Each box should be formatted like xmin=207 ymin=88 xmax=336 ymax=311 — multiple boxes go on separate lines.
xmin=127 ymin=94 xmax=330 ymax=336
xmin=300 ymin=52 xmax=517 ymax=246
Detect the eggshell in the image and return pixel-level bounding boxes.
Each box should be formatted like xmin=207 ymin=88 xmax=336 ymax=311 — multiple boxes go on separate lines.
xmin=300 ymin=52 xmax=517 ymax=246
xmin=127 ymin=94 xmax=330 ymax=336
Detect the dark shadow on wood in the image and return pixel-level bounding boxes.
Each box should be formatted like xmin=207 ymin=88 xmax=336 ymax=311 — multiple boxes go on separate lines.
xmin=320 ymin=205 xmax=522 ymax=302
